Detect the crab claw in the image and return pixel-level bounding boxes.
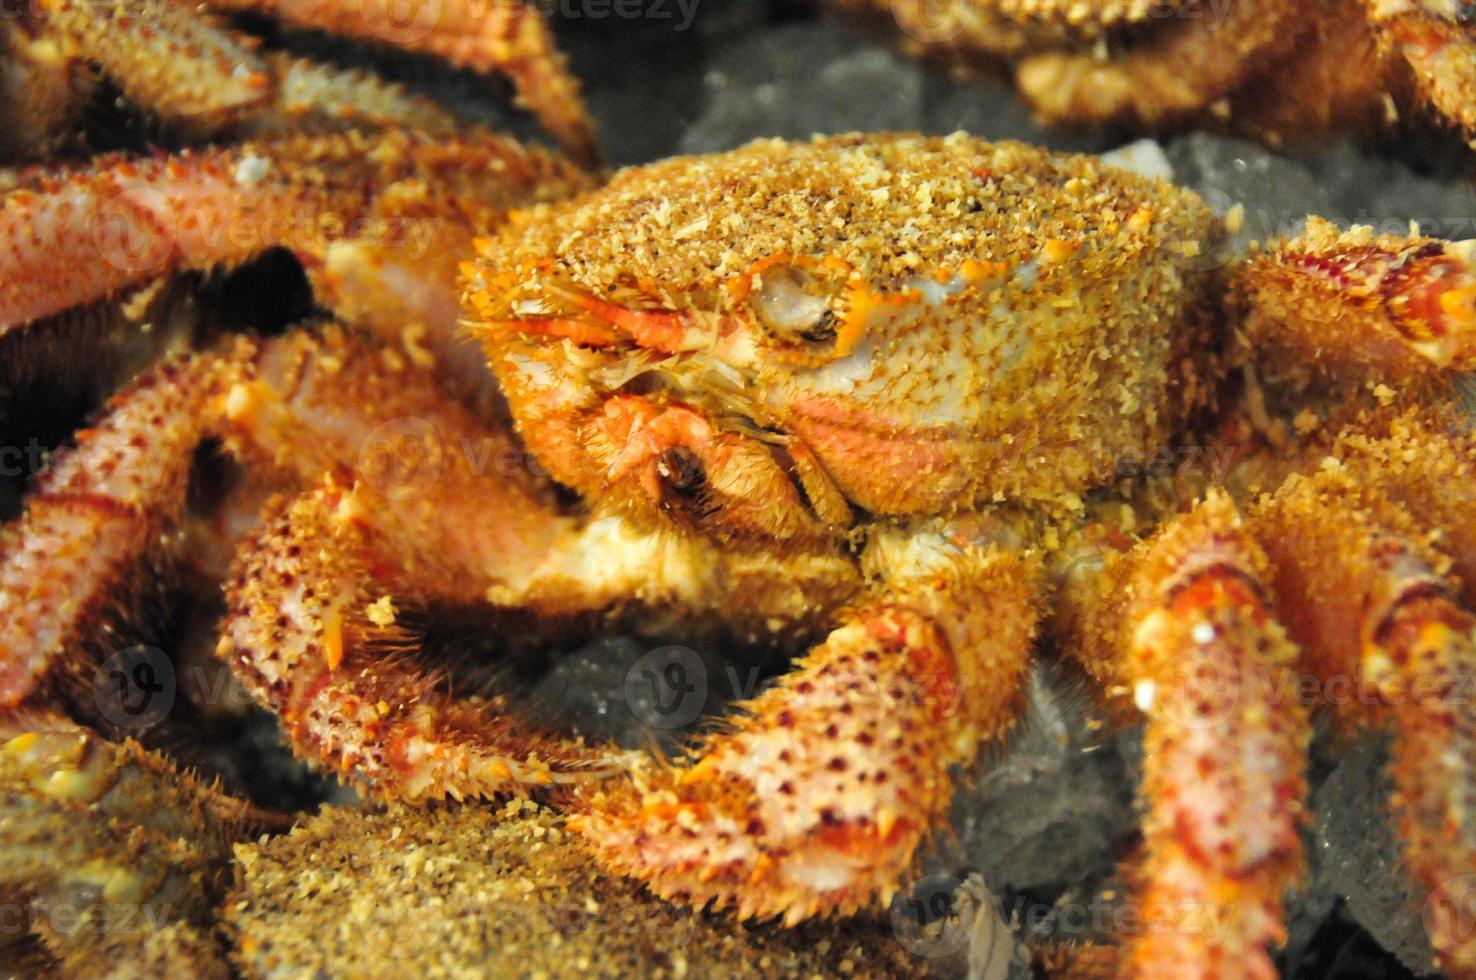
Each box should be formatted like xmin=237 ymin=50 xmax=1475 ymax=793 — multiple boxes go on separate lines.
xmin=1233 ymin=218 xmax=1476 ymax=383
xmin=571 ymin=540 xmax=1040 ymax=923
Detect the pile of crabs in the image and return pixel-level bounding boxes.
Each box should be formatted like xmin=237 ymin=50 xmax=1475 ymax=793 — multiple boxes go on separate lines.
xmin=3 ymin=1 xmax=1476 ymax=977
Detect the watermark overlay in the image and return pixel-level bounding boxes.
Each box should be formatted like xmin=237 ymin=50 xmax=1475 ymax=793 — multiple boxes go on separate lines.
xmin=618 ymin=643 xmax=977 ymax=732
xmin=92 ymin=645 xmax=175 ymax=731
xmin=357 ymin=416 xmax=446 ymax=502
xmin=356 ymin=0 xmax=444 ymax=46
xmin=1425 ymin=873 xmax=1476 ymax=965
xmin=0 ymin=899 xmax=176 ymax=941
xmin=623 ymin=644 xmax=710 ymax=729
xmin=1142 ymin=654 xmax=1476 ymax=735
xmin=342 ymin=0 xmax=703 ymax=40
xmin=890 ymin=872 xmax=978 ymax=958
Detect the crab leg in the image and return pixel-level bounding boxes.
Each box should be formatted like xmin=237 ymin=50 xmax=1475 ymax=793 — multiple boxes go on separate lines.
xmin=219 ymin=328 xmax=568 ymax=596
xmin=0 ymin=353 xmax=232 ymax=708
xmin=32 ymin=0 xmax=274 ymax=133
xmin=0 ymin=325 xmax=572 ymax=718
xmin=206 ymin=0 xmax=600 ymax=165
xmin=1015 ymin=0 xmax=1299 ymax=126
xmin=1247 ymin=466 xmax=1476 ymax=977
xmin=1058 ymin=492 xmax=1308 ymax=978
xmin=1327 ymin=406 xmax=1476 ymax=607
xmin=1367 ymin=0 xmax=1476 ymax=138
xmin=0 ymin=130 xmax=587 ymax=353
xmin=12 ymin=0 xmax=474 ymax=153
xmin=209 ymin=327 xmax=635 ymax=798
xmin=219 ymin=478 xmax=629 ymax=800
xmin=571 ymin=536 xmax=1040 ymax=924
xmin=1231 ymin=219 xmax=1476 ymax=385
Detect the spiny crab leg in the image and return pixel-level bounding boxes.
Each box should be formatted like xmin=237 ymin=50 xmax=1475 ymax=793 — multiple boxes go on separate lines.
xmin=1248 ymin=465 xmax=1476 ymax=977
xmin=1367 ymin=0 xmax=1476 ymax=138
xmin=1015 ymin=0 xmax=1299 ymax=126
xmin=206 ymin=0 xmax=601 ymax=165
xmin=1062 ymin=438 xmax=1476 ymax=977
xmin=571 ymin=535 xmax=1040 ymax=924
xmin=220 ymin=479 xmax=628 ymax=799
xmin=214 ymin=331 xmax=648 ymax=798
xmin=0 ymin=129 xmax=589 ymax=354
xmin=1231 ymin=217 xmax=1476 ymax=383
xmin=218 ymin=329 xmax=570 ymax=605
xmin=7 ymin=0 xmax=477 ymax=158
xmin=0 ymin=327 xmax=627 ymax=799
xmin=1064 ymin=494 xmax=1308 ymax=978
xmin=36 ymin=0 xmax=270 ymax=132
xmin=0 ymin=354 xmax=231 ymax=707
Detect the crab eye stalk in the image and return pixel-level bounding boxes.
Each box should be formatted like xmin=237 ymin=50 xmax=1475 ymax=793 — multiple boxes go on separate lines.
xmin=750 ymin=265 xmax=841 ymax=346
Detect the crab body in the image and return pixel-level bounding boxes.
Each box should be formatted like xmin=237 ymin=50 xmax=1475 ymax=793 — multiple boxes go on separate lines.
xmin=474 ymin=135 xmax=1218 ymax=532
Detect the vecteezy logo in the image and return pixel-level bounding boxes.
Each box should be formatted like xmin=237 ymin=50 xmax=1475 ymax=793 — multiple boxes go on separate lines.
xmin=357 ymin=416 xmax=443 ymax=501
xmin=93 ymin=187 xmax=174 ymax=276
xmin=359 ymin=0 xmax=442 ymax=46
xmin=624 ymin=645 xmax=707 ymax=729
xmin=1425 ymin=873 xmax=1476 ymax=965
xmin=93 ymin=646 xmax=175 ymax=731
xmin=893 ymin=0 xmax=962 ymax=44
xmin=889 ymin=872 xmax=974 ymax=958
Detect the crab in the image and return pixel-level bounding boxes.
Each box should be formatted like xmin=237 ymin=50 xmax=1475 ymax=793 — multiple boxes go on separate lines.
xmin=0 ymin=713 xmax=249 ymax=977
xmin=3 ymin=127 xmax=1476 ymax=978
xmin=0 ymin=0 xmax=598 ymax=166
xmin=828 ymin=0 xmax=1476 ymax=150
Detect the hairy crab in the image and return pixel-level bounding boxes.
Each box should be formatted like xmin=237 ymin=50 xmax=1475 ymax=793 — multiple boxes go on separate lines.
xmin=1 ymin=0 xmax=597 ymax=166
xmin=829 ymin=0 xmax=1476 ymax=150
xmin=7 ymin=125 xmax=1476 ymax=977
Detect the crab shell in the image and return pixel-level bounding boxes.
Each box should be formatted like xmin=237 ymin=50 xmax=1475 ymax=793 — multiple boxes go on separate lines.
xmin=465 ymin=134 xmax=1222 ymax=542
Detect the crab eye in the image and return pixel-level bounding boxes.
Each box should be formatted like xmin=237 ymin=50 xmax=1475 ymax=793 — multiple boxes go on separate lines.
xmin=750 ymin=265 xmax=840 ymax=345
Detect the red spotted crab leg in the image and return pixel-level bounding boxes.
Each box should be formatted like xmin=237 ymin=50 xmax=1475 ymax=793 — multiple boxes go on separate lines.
xmin=0 ymin=130 xmax=590 ymax=392
xmin=1057 ymin=494 xmax=1309 ymax=978
xmin=0 ymin=328 xmax=631 ymax=796
xmin=3 ymin=0 xmax=598 ymax=163
xmin=205 ymin=0 xmax=601 ymax=165
xmin=571 ymin=532 xmax=1042 ymax=924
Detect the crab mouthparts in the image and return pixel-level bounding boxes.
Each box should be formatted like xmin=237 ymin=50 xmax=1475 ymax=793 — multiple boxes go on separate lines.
xmin=473 ymin=278 xmax=720 ymax=355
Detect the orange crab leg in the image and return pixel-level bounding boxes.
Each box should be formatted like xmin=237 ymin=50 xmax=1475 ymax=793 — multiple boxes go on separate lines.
xmin=206 ymin=0 xmax=600 ymax=165
xmin=36 ymin=0 xmax=274 ymax=131
xmin=1232 ymin=218 xmax=1476 ymax=383
xmin=1016 ymin=0 xmax=1300 ymax=126
xmin=1108 ymin=494 xmax=1307 ymax=979
xmin=1247 ymin=467 xmax=1476 ymax=978
xmin=0 ymin=354 xmax=232 ymax=708
xmin=0 ymin=130 xmax=587 ymax=339
xmin=221 ymin=328 xmax=569 ymax=597
xmin=219 ymin=478 xmax=629 ymax=800
xmin=572 ymin=541 xmax=1040 ymax=924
